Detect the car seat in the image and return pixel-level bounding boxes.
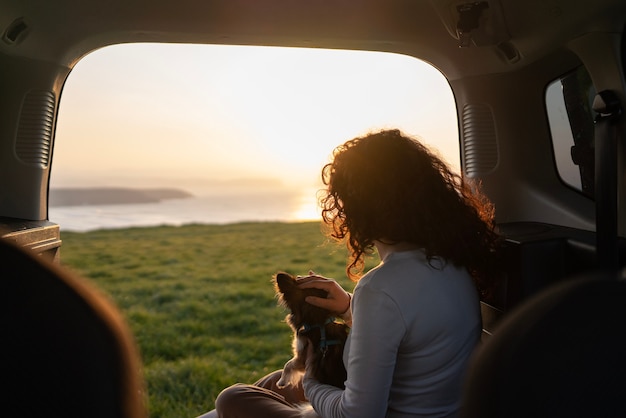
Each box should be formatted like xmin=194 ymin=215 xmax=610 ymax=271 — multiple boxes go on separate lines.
xmin=0 ymin=237 xmax=146 ymax=417
xmin=461 ymin=271 xmax=626 ymax=418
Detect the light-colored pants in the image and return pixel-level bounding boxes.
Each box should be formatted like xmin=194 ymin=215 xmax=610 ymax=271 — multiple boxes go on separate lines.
xmin=196 ymin=370 xmax=307 ymax=418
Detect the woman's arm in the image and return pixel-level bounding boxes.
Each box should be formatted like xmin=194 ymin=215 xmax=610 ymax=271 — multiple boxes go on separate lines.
xmin=304 ymin=284 xmax=405 ymax=418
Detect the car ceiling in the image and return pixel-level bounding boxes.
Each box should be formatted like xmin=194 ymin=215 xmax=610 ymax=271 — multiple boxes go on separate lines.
xmin=1 ymin=0 xmax=625 ymax=81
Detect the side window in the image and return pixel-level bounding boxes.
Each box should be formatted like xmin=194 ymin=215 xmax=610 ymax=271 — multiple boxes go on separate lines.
xmin=545 ymin=66 xmax=596 ymax=198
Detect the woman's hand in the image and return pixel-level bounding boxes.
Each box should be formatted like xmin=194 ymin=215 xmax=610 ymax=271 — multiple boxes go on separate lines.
xmin=297 ymin=271 xmax=351 ymax=317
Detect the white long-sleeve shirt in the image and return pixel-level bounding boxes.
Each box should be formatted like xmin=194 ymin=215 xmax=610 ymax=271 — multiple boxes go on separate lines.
xmin=303 ymin=249 xmax=481 ymax=418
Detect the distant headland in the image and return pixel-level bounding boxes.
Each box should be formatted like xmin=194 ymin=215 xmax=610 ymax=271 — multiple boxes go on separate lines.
xmin=49 ymin=187 xmax=193 ymax=207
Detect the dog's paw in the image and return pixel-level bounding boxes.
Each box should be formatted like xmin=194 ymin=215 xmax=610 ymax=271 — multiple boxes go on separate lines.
xmin=276 ymin=375 xmax=289 ymax=389
xmin=277 ymin=369 xmax=303 ymax=388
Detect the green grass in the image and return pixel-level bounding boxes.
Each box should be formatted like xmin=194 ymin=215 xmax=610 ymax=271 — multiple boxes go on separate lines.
xmin=59 ymin=221 xmax=375 ymax=418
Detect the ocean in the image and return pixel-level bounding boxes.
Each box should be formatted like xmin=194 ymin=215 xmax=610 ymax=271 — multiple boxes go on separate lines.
xmin=48 ymin=191 xmax=321 ymax=232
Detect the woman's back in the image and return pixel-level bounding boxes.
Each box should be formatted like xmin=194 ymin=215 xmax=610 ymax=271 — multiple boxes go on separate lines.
xmin=308 ymin=248 xmax=481 ymax=418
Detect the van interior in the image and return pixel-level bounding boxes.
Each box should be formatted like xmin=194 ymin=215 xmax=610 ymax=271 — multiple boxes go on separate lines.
xmin=1 ymin=0 xmax=625 ymax=416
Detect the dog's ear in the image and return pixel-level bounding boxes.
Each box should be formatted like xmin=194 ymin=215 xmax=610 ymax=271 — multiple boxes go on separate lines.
xmin=274 ymin=271 xmax=297 ymax=295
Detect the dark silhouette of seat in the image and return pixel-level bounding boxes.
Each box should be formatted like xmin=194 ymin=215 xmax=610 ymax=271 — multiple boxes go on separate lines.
xmin=0 ymin=238 xmax=146 ymax=417
xmin=461 ymin=271 xmax=626 ymax=418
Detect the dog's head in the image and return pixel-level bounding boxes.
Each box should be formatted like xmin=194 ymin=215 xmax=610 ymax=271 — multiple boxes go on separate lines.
xmin=273 ymin=271 xmax=332 ymax=330
xmin=273 ymin=271 xmax=349 ymax=389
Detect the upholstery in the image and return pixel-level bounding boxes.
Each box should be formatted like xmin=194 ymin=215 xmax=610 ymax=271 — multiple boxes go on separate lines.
xmin=461 ymin=271 xmax=626 ymax=418
xmin=0 ymin=238 xmax=146 ymax=417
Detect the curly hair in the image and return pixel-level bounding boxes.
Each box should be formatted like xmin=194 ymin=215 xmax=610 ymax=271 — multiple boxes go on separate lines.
xmin=320 ymin=129 xmax=502 ymax=298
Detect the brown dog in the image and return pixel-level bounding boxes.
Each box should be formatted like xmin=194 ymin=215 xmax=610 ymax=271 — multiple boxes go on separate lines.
xmin=273 ymin=271 xmax=349 ymax=390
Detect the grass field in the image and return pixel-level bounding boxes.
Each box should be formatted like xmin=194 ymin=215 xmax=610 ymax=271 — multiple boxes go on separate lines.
xmin=59 ymin=221 xmax=375 ymax=418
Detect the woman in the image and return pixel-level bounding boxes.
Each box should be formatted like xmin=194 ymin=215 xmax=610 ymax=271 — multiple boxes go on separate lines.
xmin=198 ymin=129 xmax=501 ymax=418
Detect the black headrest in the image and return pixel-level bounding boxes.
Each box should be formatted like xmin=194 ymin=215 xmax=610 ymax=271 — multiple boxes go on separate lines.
xmin=461 ymin=271 xmax=626 ymax=418
xmin=0 ymin=238 xmax=146 ymax=417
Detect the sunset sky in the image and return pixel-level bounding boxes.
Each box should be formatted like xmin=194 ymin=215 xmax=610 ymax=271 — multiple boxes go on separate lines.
xmin=51 ymin=43 xmax=458 ymax=219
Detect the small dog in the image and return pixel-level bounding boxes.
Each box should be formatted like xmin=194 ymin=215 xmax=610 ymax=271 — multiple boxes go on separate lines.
xmin=273 ymin=271 xmax=349 ymax=391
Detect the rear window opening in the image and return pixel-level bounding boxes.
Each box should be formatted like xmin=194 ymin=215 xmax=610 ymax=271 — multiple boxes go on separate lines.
xmin=50 ymin=43 xmax=459 ymax=231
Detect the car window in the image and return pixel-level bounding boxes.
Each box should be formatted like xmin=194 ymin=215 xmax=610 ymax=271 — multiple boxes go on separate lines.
xmin=51 ymin=44 xmax=459 ymax=230
xmin=545 ymin=66 xmax=596 ymax=198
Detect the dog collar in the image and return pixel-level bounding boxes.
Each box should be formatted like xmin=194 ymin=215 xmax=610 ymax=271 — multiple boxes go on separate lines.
xmin=298 ymin=317 xmax=343 ymax=352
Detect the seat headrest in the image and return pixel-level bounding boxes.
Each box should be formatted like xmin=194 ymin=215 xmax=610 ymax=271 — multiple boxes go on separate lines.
xmin=0 ymin=238 xmax=146 ymax=418
xmin=461 ymin=272 xmax=626 ymax=418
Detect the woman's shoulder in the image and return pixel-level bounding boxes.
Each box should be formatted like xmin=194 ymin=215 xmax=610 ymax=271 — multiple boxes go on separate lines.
xmin=357 ymin=249 xmax=472 ymax=295
xmin=355 ymin=250 xmax=479 ymax=326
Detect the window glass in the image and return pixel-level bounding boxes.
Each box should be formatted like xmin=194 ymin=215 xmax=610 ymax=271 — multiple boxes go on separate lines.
xmin=545 ymin=66 xmax=595 ymax=198
xmin=51 ymin=44 xmax=459 ymax=230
